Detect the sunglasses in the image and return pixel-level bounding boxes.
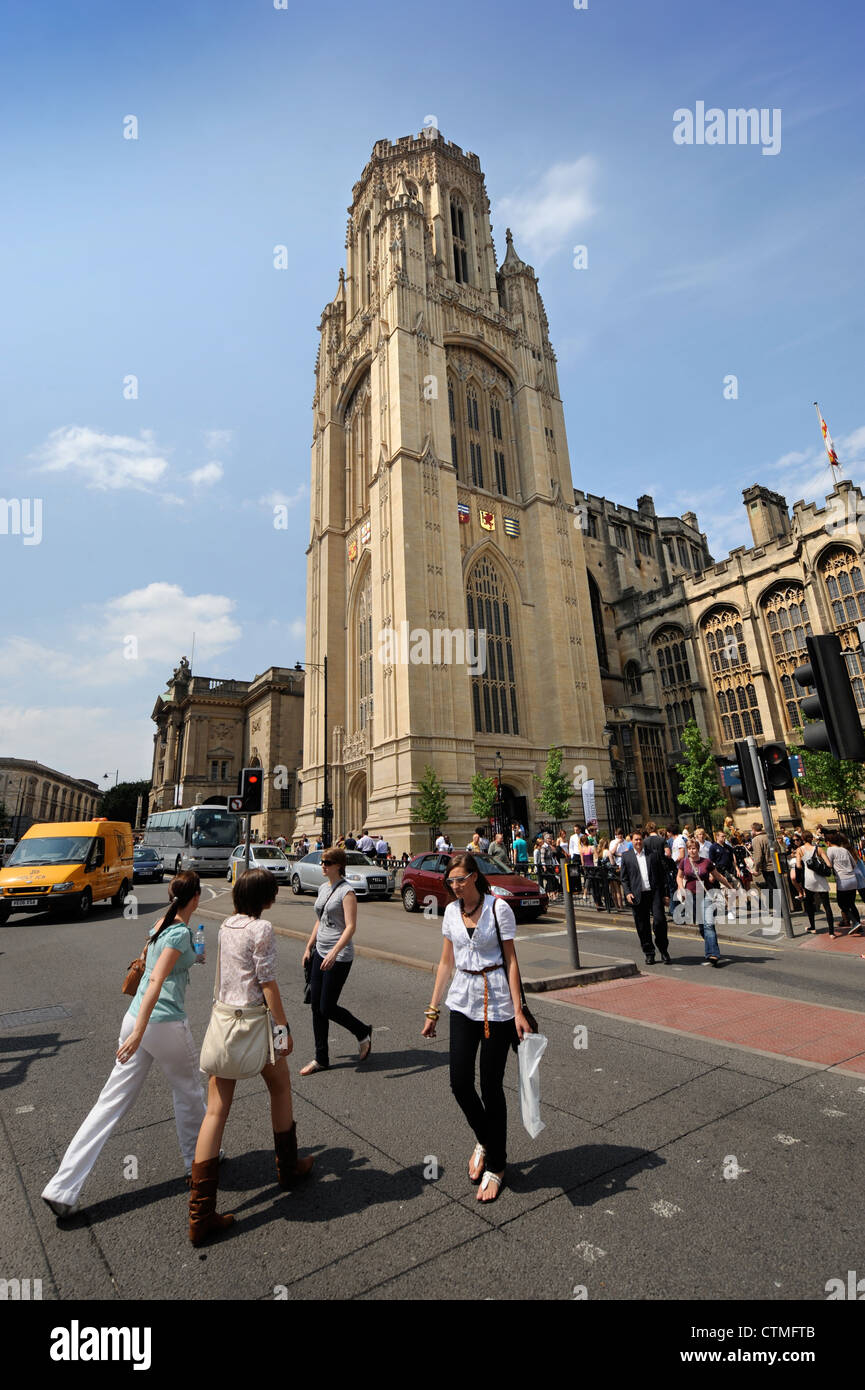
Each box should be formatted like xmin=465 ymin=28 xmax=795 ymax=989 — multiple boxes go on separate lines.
xmin=447 ymin=874 xmax=474 ymax=888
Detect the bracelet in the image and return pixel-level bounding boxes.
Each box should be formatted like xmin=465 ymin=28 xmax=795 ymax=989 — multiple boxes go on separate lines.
xmin=425 ymin=1007 xmax=440 ymax=1019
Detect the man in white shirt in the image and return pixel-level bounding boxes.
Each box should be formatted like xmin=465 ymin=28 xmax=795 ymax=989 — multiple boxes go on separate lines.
xmin=568 ymin=824 xmax=583 ymax=860
xmin=671 ymin=826 xmax=690 ymax=864
xmin=358 ymin=830 xmax=376 ymax=856
xmin=435 ymin=832 xmax=449 ymax=852
xmin=620 ymin=831 xmax=671 ymax=965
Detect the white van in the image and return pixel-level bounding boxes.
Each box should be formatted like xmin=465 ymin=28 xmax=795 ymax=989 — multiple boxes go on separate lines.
xmin=0 ymin=839 xmax=16 ymax=866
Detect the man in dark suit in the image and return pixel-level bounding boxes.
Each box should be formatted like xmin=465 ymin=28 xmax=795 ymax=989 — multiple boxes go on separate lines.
xmin=620 ymin=830 xmax=671 ymax=964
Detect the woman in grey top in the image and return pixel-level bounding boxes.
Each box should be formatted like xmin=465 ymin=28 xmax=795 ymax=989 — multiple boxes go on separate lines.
xmin=826 ymin=832 xmax=862 ymax=933
xmin=300 ymin=847 xmax=372 ymax=1074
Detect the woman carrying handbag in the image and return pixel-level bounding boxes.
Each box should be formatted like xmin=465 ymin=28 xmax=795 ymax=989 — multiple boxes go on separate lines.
xmin=42 ymin=871 xmax=209 ymax=1218
xmin=299 ymin=847 xmax=372 ymax=1075
xmin=189 ymin=868 xmax=313 ymax=1247
xmin=422 ymin=852 xmax=534 ymax=1204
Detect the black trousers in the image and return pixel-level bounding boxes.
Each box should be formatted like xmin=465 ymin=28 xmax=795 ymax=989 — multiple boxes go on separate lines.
xmin=803 ymin=888 xmax=834 ymax=931
xmin=309 ymin=952 xmax=370 ymax=1066
xmin=630 ymin=890 xmax=668 ymax=956
xmin=837 ymin=889 xmax=861 ymax=926
xmin=448 ymin=1009 xmax=513 ymax=1173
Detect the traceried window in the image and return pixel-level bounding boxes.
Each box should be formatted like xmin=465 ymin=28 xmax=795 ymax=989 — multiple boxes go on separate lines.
xmin=361 ymin=213 xmax=371 ymax=304
xmin=451 ymin=197 xmax=470 ymax=284
xmin=677 ymin=539 xmax=690 ymax=568
xmin=819 ymin=548 xmax=865 ymax=711
xmin=585 ymin=510 xmax=598 ymax=540
xmin=357 ymin=576 xmax=373 ymax=734
xmin=651 ymin=625 xmax=694 ymax=752
xmin=344 ymin=372 xmax=371 ymax=523
xmin=610 ymin=522 xmax=628 ymax=551
xmin=466 ymin=557 xmax=519 ymax=735
xmin=624 ymin=661 xmax=642 ymax=697
xmin=702 ymin=608 xmax=762 ymax=742
xmin=636 ymin=530 xmax=653 ymax=558
xmin=761 ymin=584 xmax=813 ymax=728
xmin=637 ymin=725 xmax=671 ymax=818
xmin=447 ymin=353 xmax=515 ymax=497
xmin=587 ymin=573 xmax=608 ymax=673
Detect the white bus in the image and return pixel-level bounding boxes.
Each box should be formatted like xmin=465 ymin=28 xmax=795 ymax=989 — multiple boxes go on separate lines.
xmin=143 ymin=804 xmax=243 ymax=876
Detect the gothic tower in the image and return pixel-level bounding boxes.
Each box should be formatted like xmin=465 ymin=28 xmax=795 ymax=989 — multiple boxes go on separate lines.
xmin=297 ymin=129 xmax=608 ymax=847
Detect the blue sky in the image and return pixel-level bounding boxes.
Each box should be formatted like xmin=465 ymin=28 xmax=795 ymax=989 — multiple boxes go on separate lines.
xmin=1 ymin=0 xmax=863 ymax=784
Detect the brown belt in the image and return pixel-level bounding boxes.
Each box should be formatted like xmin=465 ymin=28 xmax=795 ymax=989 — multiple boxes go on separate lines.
xmin=460 ymin=963 xmax=505 ymax=1037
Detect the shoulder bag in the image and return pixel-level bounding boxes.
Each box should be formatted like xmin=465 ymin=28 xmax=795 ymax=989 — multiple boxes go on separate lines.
xmin=304 ymin=877 xmax=346 ymax=1003
xmin=806 ymin=849 xmax=830 ymax=879
xmin=121 ymin=916 xmax=180 ymax=996
xmin=492 ymin=898 xmax=538 ymax=1051
xmin=199 ymin=923 xmax=276 ymax=1079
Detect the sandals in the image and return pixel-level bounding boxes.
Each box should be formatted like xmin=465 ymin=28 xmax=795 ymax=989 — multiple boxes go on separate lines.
xmin=477 ymin=1169 xmax=505 ymax=1202
xmin=469 ymin=1144 xmax=486 ymax=1183
xmin=358 ymin=1034 xmax=372 ymax=1062
xmin=300 ymin=1060 xmax=329 ymax=1075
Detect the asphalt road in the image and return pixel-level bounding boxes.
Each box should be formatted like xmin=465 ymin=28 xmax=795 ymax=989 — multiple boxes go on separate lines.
xmin=2 ymin=883 xmax=864 ymax=1303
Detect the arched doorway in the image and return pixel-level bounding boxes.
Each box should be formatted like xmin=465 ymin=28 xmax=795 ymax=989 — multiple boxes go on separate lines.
xmin=491 ymin=784 xmax=529 ymax=844
xmin=346 ymin=772 xmax=367 ymax=837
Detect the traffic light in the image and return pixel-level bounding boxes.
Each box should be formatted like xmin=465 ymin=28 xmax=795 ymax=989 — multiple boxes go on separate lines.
xmin=733 ymin=740 xmax=762 ymax=806
xmin=237 ymin=767 xmax=263 ymax=814
xmin=794 ymin=634 xmax=865 ymax=761
xmin=760 ymin=742 xmax=795 ymax=791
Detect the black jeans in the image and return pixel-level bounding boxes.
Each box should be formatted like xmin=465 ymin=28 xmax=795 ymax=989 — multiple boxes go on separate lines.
xmin=449 ymin=1009 xmax=513 ymax=1173
xmin=803 ymin=888 xmax=834 ymax=931
xmin=836 ymin=889 xmax=861 ymax=927
xmin=309 ymin=952 xmax=370 ymax=1066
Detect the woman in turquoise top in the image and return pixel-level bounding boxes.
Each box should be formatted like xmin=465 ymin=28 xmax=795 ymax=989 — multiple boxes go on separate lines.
xmin=42 ymin=871 xmax=209 ymax=1217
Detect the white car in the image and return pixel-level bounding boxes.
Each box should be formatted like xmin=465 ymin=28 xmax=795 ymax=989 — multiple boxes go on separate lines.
xmin=227 ymin=844 xmax=292 ymax=885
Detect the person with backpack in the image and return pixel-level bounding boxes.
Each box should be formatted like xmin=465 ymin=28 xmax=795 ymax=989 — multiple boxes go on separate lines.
xmin=795 ymin=832 xmax=834 ymax=935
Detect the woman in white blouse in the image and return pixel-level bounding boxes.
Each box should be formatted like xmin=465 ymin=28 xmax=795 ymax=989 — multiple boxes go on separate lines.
xmin=188 ymin=868 xmax=313 ymax=1246
xmin=422 ymin=853 xmax=532 ymax=1203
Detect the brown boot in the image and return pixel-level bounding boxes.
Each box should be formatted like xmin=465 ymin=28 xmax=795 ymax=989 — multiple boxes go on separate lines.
xmin=188 ymin=1157 xmax=235 ymax=1246
xmin=274 ymin=1123 xmax=314 ymax=1188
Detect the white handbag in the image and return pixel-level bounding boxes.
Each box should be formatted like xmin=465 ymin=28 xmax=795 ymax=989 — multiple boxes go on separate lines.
xmin=199 ymin=930 xmax=275 ymax=1079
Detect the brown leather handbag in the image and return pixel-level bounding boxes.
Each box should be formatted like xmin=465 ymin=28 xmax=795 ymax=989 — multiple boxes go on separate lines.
xmin=121 ymin=919 xmax=172 ymax=996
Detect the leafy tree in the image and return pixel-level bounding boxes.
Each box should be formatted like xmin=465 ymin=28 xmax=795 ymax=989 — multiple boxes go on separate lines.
xmin=535 ymin=747 xmax=572 ymax=821
xmin=677 ymin=719 xmax=725 ymax=827
xmin=100 ymin=779 xmax=151 ymax=828
xmin=793 ymin=748 xmax=865 ymax=815
xmin=411 ymin=765 xmax=450 ymax=838
xmin=470 ymin=772 xmax=498 ymax=821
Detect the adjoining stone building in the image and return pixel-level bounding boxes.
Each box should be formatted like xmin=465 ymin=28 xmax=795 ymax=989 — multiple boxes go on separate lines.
xmin=149 ymin=657 xmax=305 ymax=841
xmin=0 ymin=759 xmax=100 ymax=837
xmin=577 ymin=478 xmax=865 ymax=829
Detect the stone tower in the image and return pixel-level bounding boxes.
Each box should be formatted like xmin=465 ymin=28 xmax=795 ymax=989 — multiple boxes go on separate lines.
xmin=297 ymin=130 xmax=608 ymax=848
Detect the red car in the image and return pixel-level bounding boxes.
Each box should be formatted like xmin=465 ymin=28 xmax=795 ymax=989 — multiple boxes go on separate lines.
xmin=401 ymin=851 xmax=548 ymax=920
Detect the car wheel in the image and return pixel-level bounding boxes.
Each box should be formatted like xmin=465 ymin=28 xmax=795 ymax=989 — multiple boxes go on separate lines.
xmin=111 ymin=879 xmax=129 ymax=909
xmin=226 ymin=869 xmax=233 ymax=883
xmin=77 ymin=888 xmax=93 ymax=918
xmin=291 ymin=875 xmax=303 ymax=895
xmin=401 ymin=884 xmax=419 ymax=912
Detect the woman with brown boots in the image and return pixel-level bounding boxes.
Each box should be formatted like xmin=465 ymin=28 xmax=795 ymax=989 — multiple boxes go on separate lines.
xmin=188 ymin=868 xmax=313 ymax=1246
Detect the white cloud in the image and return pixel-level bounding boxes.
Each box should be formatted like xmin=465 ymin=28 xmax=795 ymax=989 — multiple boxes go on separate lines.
xmin=287 ymin=618 xmax=305 ymax=641
xmin=203 ymin=429 xmax=234 ymax=452
xmin=33 ymin=426 xmax=171 ymax=491
xmin=764 ymin=423 xmax=865 ymax=506
xmin=188 ymin=461 xmax=224 ymax=487
xmin=259 ymin=485 xmax=308 ymax=509
xmin=102 ymin=583 xmax=241 ymax=666
xmin=0 ymin=704 xmax=152 ymax=783
xmin=494 ymin=156 xmax=597 ymax=264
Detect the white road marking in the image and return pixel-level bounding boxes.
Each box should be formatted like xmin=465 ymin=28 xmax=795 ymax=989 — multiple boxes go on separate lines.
xmin=651 ymin=1201 xmax=681 ymax=1218
xmin=15 ymin=1105 xmax=34 ymax=1114
xmin=574 ymin=1241 xmax=607 ymax=1263
xmin=822 ymin=1108 xmax=846 ymax=1116
xmin=775 ymin=1134 xmax=800 ymax=1145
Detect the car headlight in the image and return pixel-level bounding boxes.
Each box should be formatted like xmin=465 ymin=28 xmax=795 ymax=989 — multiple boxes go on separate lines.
xmin=347 ymin=874 xmax=364 ymax=882
xmin=51 ymin=882 xmax=78 ymax=893
xmin=490 ymin=885 xmax=513 ymax=897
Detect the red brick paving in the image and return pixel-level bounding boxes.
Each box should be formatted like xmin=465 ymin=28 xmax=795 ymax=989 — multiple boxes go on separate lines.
xmin=548 ymin=974 xmax=865 ymax=1075
xmin=798 ymin=931 xmax=865 ymax=955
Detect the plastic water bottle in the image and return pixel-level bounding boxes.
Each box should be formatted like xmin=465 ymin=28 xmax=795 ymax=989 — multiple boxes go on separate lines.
xmin=194 ymin=924 xmax=205 ymax=964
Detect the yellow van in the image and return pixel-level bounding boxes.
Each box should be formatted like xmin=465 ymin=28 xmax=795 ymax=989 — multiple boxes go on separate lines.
xmin=0 ymin=820 xmax=134 ymax=924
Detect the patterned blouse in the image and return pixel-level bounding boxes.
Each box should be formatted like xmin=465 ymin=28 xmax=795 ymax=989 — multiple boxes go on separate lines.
xmin=216 ymin=914 xmax=278 ymax=1007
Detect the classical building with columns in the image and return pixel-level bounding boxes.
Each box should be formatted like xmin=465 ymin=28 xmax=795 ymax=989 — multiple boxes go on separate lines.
xmin=0 ymin=760 xmax=100 ymax=837
xmin=149 ymin=657 xmax=305 ymax=840
xmin=295 ymin=130 xmax=609 ymax=849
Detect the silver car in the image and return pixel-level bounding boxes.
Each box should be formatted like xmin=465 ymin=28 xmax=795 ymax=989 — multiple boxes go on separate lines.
xmin=227 ymin=844 xmax=292 ymax=885
xmin=290 ymin=851 xmax=394 ymax=898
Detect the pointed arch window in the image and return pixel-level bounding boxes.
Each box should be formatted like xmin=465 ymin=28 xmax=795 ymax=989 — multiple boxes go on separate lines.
xmin=624 ymin=661 xmax=642 ymax=697
xmin=466 ymin=557 xmax=519 ymax=735
xmin=450 ymin=197 xmax=470 ymax=284
xmin=587 ymin=573 xmax=608 ymax=673
xmin=702 ymin=608 xmax=762 ymax=743
xmin=819 ymin=548 xmax=865 ymax=711
xmin=360 ymin=213 xmax=371 ymax=304
xmin=357 ymin=575 xmax=373 ymax=734
xmin=651 ymin=625 xmax=694 ymax=752
xmin=761 ymin=584 xmax=812 ymax=729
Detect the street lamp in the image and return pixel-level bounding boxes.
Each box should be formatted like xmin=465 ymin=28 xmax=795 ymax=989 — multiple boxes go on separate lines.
xmin=294 ymin=656 xmax=333 ymax=847
xmin=493 ymin=749 xmax=509 ymax=851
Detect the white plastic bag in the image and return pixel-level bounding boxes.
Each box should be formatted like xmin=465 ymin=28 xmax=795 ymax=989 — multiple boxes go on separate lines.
xmin=517 ymin=1031 xmax=548 ymax=1138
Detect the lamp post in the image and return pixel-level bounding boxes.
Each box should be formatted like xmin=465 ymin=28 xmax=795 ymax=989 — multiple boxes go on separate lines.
xmin=493 ymin=749 xmax=509 ymax=852
xmin=294 ymin=656 xmax=333 ymax=848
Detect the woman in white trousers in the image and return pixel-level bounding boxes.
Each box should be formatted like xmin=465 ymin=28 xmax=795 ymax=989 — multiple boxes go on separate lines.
xmin=42 ymin=871 xmax=209 ymax=1217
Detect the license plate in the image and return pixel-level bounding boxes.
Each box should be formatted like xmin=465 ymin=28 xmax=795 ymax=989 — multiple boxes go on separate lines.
xmin=15 ymin=898 xmax=40 ymax=907
xmin=369 ymin=878 xmax=385 ymax=886
xmin=520 ymin=899 xmax=537 ymax=907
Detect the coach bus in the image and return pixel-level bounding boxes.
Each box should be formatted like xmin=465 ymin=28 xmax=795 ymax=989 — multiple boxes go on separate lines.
xmin=143 ymin=804 xmax=242 ymax=876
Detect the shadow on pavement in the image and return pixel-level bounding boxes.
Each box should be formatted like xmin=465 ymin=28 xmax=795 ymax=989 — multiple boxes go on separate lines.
xmin=509 ymin=1143 xmax=665 ymax=1207
xmin=0 ymin=1030 xmax=70 ymax=1090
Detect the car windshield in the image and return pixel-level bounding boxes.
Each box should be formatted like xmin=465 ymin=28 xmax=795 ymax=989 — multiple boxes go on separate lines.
xmin=134 ymin=849 xmax=160 ymax=861
xmin=472 ymin=855 xmax=509 ymax=877
xmin=191 ymin=810 xmax=240 ymax=847
xmin=346 ymin=852 xmax=377 ymax=865
xmin=7 ymin=836 xmax=94 ymax=866
xmin=254 ymin=848 xmax=287 ymax=861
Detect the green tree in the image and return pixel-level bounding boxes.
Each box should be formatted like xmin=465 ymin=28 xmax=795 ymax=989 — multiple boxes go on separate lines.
xmin=470 ymin=772 xmax=498 ymax=821
xmin=100 ymin=779 xmax=151 ymax=828
xmin=793 ymin=748 xmax=865 ymax=815
xmin=535 ymin=747 xmax=572 ymax=821
xmin=677 ymin=719 xmax=725 ymax=827
xmin=411 ymin=765 xmax=450 ymax=839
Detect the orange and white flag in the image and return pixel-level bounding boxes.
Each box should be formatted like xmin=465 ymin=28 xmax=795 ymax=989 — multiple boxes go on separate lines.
xmin=814 ymin=402 xmax=839 ymax=469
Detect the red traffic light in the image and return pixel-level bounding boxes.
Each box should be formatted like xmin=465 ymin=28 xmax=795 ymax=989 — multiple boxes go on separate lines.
xmin=248 ymin=775 xmax=259 ymax=783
